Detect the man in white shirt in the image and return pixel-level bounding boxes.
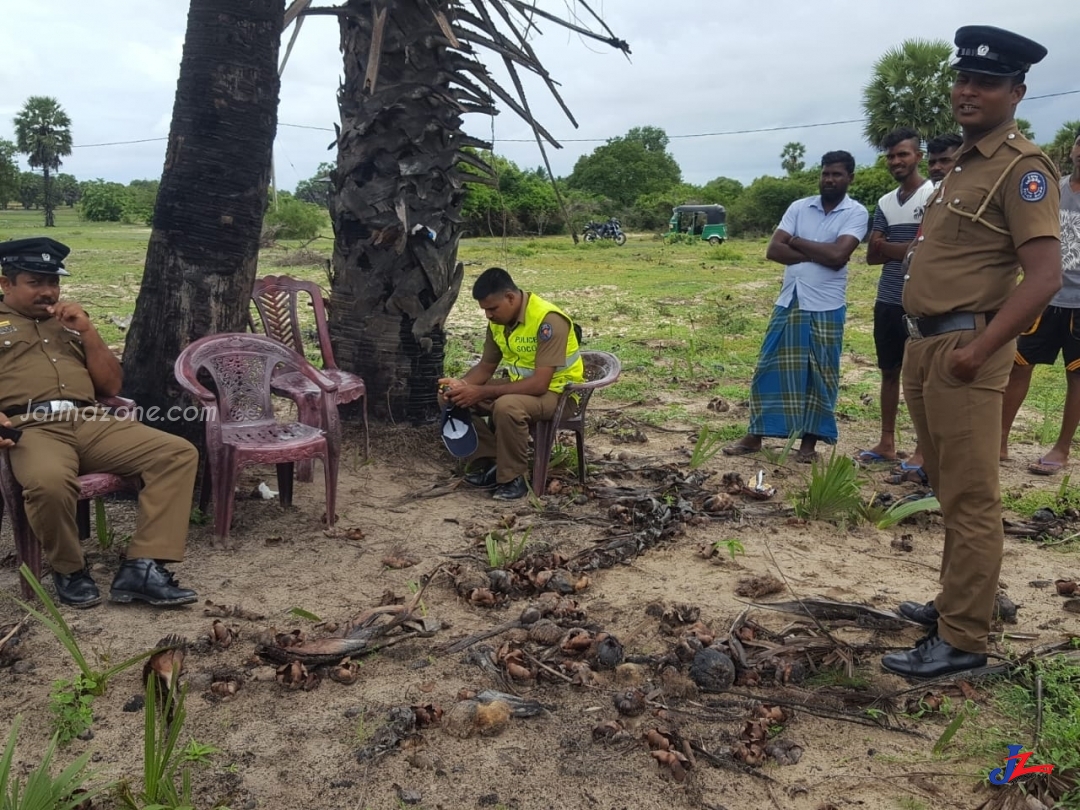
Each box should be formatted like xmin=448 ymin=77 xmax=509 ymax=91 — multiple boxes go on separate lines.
xmin=857 ymin=128 xmax=936 ymax=471
xmin=724 ymin=151 xmax=869 ymax=462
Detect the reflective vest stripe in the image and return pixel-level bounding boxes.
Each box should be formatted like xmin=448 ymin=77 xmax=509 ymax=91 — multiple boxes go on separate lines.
xmin=510 ymin=350 xmax=581 ymax=377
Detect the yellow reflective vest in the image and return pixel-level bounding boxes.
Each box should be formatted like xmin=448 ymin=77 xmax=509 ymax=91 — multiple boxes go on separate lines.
xmin=489 ymin=293 xmax=585 ymax=393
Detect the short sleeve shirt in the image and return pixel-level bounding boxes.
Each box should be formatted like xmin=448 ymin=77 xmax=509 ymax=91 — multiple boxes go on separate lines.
xmin=871 ymin=180 xmax=935 ymax=306
xmin=902 ymin=120 xmax=1061 ymax=318
xmin=480 ymin=292 xmax=571 ymax=368
xmin=1051 ymin=177 xmax=1080 ymax=307
xmin=775 ymin=195 xmax=869 ymax=311
xmin=0 ymin=301 xmax=96 ymax=416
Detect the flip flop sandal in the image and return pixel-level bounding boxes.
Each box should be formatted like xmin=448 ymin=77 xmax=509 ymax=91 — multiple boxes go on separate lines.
xmin=854 ymin=450 xmax=895 ymax=464
xmin=1028 ymin=457 xmax=1067 ymax=476
xmin=795 ymin=451 xmax=821 ymax=464
xmin=886 ymin=466 xmax=928 ymax=486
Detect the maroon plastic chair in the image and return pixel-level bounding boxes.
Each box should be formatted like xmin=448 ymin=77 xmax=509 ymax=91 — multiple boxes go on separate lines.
xmin=173 ymin=333 xmax=340 ymax=542
xmin=250 ymin=275 xmax=368 ymax=481
xmin=0 ymin=396 xmax=141 ymax=600
xmin=530 ymin=351 xmax=621 ymax=494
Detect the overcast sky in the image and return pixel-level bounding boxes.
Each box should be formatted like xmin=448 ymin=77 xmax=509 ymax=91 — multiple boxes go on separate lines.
xmin=2 ymin=1 xmax=1078 ymax=193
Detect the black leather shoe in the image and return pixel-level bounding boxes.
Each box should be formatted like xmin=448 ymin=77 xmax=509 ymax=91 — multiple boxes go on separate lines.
xmin=109 ymin=559 xmax=197 ymax=606
xmin=898 ymin=600 xmax=939 ymax=626
xmin=493 ymin=475 xmax=528 ymax=501
xmin=464 ymin=463 xmax=498 ymax=489
xmin=881 ymin=634 xmax=987 ymax=679
xmin=52 ymin=567 xmax=102 ymax=609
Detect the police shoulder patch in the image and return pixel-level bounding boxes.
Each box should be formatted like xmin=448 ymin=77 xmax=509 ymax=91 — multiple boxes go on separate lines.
xmin=1020 ymin=171 xmax=1048 ymax=202
xmin=538 ymin=322 xmax=553 ymax=341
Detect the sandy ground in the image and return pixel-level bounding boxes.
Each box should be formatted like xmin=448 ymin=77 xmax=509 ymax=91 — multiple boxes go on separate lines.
xmin=2 ymin=402 xmax=1079 ymax=810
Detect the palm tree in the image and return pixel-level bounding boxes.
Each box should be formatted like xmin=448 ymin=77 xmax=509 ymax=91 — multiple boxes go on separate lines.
xmin=1043 ymin=120 xmax=1080 ymax=173
xmin=861 ymin=39 xmax=954 ymax=150
xmin=121 ymin=0 xmax=283 ymax=442
xmin=12 ymin=96 xmax=72 ymax=227
xmin=296 ymin=1 xmax=628 ymax=422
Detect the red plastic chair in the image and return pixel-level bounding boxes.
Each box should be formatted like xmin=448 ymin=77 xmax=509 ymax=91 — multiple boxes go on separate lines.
xmin=173 ymin=333 xmax=340 ymax=542
xmin=0 ymin=396 xmax=141 ymax=600
xmin=250 ymin=275 xmax=368 ymax=481
xmin=530 ymin=351 xmax=621 ymax=494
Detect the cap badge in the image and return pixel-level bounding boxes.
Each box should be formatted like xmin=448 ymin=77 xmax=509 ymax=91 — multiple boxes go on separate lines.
xmin=41 ymin=253 xmax=50 ymax=261
xmin=977 ymin=44 xmax=990 ymax=56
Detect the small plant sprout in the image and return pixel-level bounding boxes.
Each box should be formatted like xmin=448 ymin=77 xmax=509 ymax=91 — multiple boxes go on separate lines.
xmin=7 ymin=566 xmax=155 ymax=693
xmin=713 ymin=537 xmax=745 ymax=560
xmin=180 ymin=740 xmax=222 ymax=765
xmin=791 ymin=449 xmax=863 ymax=524
xmin=288 ymin=607 xmax=322 ymax=623
xmin=1 ymin=715 xmax=112 ymax=808
xmin=760 ymin=431 xmax=799 ymax=466
xmin=49 ymin=674 xmax=97 ymax=745
xmin=689 ymin=426 xmax=724 ymax=470
xmin=485 ymin=526 xmax=532 ymax=568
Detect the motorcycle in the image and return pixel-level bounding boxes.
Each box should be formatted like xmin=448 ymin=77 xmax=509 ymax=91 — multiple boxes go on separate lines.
xmin=582 ymin=217 xmax=627 ymax=246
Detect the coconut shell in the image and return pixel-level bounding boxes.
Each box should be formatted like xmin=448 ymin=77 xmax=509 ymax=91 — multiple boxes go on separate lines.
xmin=594 ymin=635 xmax=624 ymax=670
xmin=689 ymin=648 xmax=735 ymax=693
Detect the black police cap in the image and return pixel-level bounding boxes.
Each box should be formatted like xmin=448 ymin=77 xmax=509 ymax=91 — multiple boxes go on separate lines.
xmin=0 ymin=237 xmax=71 ymax=276
xmin=951 ymin=25 xmax=1047 ymax=77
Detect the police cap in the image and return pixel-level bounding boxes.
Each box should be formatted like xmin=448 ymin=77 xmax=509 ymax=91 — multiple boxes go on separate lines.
xmin=0 ymin=237 xmax=71 ymax=276
xmin=951 ymin=25 xmax=1047 ymax=77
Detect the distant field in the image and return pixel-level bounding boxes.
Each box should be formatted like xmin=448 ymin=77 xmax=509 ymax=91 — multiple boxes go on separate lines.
xmin=0 ymin=206 xmax=1066 ymax=446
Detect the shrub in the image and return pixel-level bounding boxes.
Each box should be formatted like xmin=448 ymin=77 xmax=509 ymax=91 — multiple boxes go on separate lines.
xmin=263 ymin=195 xmax=327 ymax=240
xmin=78 ymin=180 xmax=128 ymax=222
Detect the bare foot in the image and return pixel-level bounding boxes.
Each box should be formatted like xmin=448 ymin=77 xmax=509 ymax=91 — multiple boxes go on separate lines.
xmin=722 ymin=434 xmax=761 ymax=456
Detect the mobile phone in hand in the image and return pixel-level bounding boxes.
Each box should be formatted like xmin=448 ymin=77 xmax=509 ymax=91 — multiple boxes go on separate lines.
xmin=0 ymin=423 xmax=21 ymax=443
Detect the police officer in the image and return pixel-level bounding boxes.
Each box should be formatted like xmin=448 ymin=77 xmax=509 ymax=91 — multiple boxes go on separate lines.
xmin=883 ymin=28 xmax=1062 ymax=678
xmin=439 ymin=267 xmax=585 ymax=500
xmin=0 ymin=237 xmax=200 ymax=608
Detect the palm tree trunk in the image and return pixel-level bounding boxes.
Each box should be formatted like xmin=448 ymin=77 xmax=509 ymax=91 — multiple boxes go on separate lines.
xmin=328 ymin=0 xmax=473 ymax=424
xmin=121 ymin=0 xmax=282 ymax=443
xmin=42 ymin=166 xmax=53 ymax=228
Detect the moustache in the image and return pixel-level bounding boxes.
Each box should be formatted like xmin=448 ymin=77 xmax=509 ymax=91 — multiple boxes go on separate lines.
xmin=33 ymin=299 xmax=56 ymax=306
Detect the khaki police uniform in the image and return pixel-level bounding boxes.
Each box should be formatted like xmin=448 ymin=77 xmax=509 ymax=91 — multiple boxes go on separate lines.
xmin=469 ymin=292 xmax=580 ymax=484
xmin=0 ymin=302 xmax=198 ymax=575
xmin=902 ymin=119 xmax=1061 ymax=653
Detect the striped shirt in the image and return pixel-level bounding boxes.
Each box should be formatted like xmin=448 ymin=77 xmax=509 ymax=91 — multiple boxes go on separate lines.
xmin=871 ymin=180 xmax=935 ymax=305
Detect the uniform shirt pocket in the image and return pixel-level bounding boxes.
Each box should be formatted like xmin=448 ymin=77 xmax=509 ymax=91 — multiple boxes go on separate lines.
xmin=0 ymin=332 xmax=34 ymax=355
xmin=59 ymin=331 xmax=86 ymax=361
xmin=946 ymin=190 xmax=990 ymax=245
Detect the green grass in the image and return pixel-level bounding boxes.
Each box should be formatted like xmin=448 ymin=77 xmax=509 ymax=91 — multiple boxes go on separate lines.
xmin=959 ymin=653 xmax=1080 ymax=805
xmin=1003 ymin=473 xmax=1080 ymax=519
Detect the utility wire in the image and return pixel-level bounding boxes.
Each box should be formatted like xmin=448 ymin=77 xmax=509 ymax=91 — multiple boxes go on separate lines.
xmin=67 ymin=87 xmax=1080 ymax=149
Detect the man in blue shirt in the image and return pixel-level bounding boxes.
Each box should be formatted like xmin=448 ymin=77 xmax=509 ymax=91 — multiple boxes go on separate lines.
xmin=724 ymin=152 xmax=869 ymax=462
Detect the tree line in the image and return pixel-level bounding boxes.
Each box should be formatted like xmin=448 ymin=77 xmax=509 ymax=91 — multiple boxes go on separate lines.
xmin=290 ymin=116 xmax=1080 ymax=240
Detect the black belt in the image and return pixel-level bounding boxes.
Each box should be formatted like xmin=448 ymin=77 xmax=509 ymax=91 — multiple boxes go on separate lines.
xmin=3 ymin=399 xmax=96 ymax=418
xmin=903 ymin=311 xmax=995 ymax=340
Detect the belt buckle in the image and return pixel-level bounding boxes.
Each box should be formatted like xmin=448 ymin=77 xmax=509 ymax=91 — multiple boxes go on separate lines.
xmin=51 ymin=400 xmax=75 ymax=414
xmin=903 ymin=316 xmax=922 ymax=340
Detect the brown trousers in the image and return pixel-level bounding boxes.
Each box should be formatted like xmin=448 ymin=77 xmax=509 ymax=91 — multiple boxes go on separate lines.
xmin=468 ymin=391 xmax=561 ymax=484
xmin=902 ymin=324 xmax=1014 ymax=654
xmin=8 ymin=412 xmax=199 ymax=574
